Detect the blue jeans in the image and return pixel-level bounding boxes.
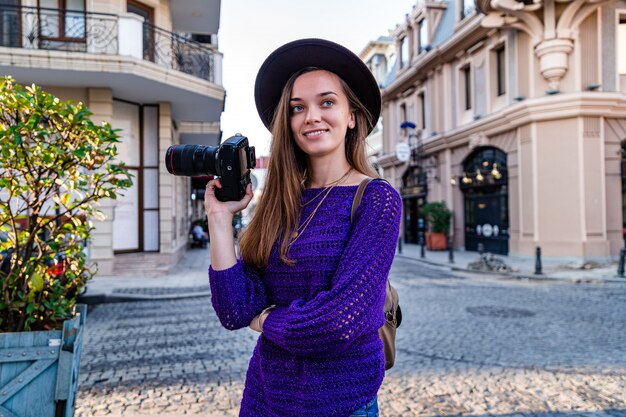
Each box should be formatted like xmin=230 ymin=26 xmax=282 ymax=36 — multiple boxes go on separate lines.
xmin=349 ymin=396 xmax=379 ymax=417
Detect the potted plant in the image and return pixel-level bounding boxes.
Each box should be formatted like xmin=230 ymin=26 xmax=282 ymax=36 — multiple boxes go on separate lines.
xmin=0 ymin=76 xmax=132 ymax=416
xmin=421 ymin=201 xmax=451 ymax=250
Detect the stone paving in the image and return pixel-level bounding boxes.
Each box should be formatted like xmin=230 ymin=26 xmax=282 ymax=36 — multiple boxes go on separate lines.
xmin=75 ymin=257 xmax=626 ymax=417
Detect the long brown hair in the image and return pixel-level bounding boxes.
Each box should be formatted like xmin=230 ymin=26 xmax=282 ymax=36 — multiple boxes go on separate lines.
xmin=239 ymin=68 xmax=377 ymax=268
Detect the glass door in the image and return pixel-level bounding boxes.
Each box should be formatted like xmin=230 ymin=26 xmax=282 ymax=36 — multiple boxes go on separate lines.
xmin=127 ymin=0 xmax=154 ymax=62
xmin=0 ymin=0 xmax=19 ymax=47
xmin=460 ymin=146 xmax=509 ymax=255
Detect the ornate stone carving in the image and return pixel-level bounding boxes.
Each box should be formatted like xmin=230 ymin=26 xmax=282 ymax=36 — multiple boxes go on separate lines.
xmin=468 ymin=131 xmax=489 ymax=149
xmin=477 ymin=0 xmax=613 ymax=92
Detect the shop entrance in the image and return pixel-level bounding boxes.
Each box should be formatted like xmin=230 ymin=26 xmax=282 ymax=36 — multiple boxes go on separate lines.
xmin=621 ymin=140 xmax=626 ymax=245
xmin=459 ymin=147 xmax=509 ymax=255
xmin=401 ymin=165 xmax=427 ymax=244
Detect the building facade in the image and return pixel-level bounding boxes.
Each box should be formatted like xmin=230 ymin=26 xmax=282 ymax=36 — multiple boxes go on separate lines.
xmin=360 ymin=35 xmax=396 ymax=165
xmin=0 ymin=0 xmax=225 ymax=274
xmin=378 ymin=0 xmax=626 ymax=260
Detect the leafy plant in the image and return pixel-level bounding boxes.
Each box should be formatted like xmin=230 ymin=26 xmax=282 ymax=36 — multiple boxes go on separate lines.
xmin=0 ymin=76 xmax=132 ymax=332
xmin=421 ymin=201 xmax=451 ymax=234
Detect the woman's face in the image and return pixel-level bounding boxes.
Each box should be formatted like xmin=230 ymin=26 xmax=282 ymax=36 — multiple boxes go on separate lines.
xmin=289 ymin=70 xmax=355 ymax=161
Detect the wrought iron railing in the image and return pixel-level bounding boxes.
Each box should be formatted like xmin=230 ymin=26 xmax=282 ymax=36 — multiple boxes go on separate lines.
xmin=0 ymin=4 xmax=217 ymax=83
xmin=0 ymin=5 xmax=118 ymax=53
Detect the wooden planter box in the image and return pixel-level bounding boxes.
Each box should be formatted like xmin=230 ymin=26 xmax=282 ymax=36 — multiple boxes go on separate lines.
xmin=0 ymin=304 xmax=86 ymax=417
xmin=426 ymin=232 xmax=448 ymax=251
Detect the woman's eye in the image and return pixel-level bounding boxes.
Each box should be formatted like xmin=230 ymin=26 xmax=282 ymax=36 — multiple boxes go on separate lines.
xmin=322 ymin=100 xmax=334 ymax=107
xmin=291 ymin=105 xmax=303 ymax=113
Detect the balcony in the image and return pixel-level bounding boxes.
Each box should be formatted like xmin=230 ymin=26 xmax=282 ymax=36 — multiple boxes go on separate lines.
xmin=0 ymin=4 xmax=224 ymax=123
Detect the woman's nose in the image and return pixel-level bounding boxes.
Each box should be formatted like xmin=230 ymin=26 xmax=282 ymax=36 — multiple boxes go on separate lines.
xmin=304 ymin=107 xmax=321 ymax=124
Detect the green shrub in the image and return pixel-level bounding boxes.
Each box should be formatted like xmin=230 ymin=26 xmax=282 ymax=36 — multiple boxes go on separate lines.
xmin=421 ymin=201 xmax=451 ymax=234
xmin=0 ymin=76 xmax=132 ymax=332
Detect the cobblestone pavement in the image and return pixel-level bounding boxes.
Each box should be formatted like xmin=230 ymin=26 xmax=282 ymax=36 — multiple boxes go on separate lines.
xmin=75 ymin=258 xmax=626 ymax=417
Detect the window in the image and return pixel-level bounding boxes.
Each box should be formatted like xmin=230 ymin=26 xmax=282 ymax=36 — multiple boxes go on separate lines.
xmin=418 ymin=92 xmax=426 ymax=129
xmin=418 ymin=19 xmax=429 ymax=53
xmin=495 ymin=45 xmax=506 ymax=96
xmin=617 ymin=16 xmax=626 ymax=75
xmin=367 ymin=53 xmax=388 ymax=86
xmin=462 ymin=65 xmax=472 ymax=110
xmin=388 ymin=52 xmax=397 ymax=74
xmin=400 ymin=36 xmax=409 ymax=68
xmin=461 ymin=0 xmax=476 ymax=19
xmin=0 ymin=0 xmax=20 ymax=47
xmin=191 ymin=34 xmax=213 ymax=44
xmin=39 ymin=0 xmax=85 ymax=40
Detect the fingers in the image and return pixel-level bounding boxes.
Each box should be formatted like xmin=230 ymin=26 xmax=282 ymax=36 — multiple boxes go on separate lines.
xmin=240 ymin=183 xmax=254 ymax=206
xmin=204 ymin=179 xmax=220 ymax=202
xmin=205 ymin=178 xmax=221 ymax=192
xmin=204 ymin=179 xmax=253 ymax=213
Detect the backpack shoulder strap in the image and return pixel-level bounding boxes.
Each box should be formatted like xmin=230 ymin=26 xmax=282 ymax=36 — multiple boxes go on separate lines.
xmin=350 ymin=177 xmax=376 ymax=223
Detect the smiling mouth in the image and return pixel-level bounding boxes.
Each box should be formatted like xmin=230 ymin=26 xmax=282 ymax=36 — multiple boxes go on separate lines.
xmin=304 ymin=129 xmax=327 ymax=137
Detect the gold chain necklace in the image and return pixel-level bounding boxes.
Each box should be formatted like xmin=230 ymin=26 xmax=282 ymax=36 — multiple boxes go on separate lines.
xmin=300 ymin=168 xmax=353 ymax=207
xmin=290 ymin=168 xmax=352 ymax=245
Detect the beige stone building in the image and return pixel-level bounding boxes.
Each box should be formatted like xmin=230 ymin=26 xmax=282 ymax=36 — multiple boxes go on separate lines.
xmin=376 ymin=0 xmax=626 ymax=260
xmin=360 ymin=36 xmax=396 ymax=163
xmin=0 ymin=0 xmax=225 ymax=274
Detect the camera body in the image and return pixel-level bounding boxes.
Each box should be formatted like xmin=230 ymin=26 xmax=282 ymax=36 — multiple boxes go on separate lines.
xmin=165 ymin=133 xmax=256 ymax=202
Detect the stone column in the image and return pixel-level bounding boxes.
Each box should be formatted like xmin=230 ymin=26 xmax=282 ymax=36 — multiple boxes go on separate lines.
xmin=87 ymin=88 xmax=115 ymax=275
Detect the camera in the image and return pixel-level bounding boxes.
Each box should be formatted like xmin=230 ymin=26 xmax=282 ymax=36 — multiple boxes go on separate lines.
xmin=165 ymin=133 xmax=256 ymax=202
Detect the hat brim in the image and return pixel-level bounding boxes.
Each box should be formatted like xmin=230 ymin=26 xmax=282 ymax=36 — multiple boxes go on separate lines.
xmin=254 ymin=38 xmax=381 ymax=134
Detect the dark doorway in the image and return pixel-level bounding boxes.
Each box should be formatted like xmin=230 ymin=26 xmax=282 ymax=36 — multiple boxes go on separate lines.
xmin=621 ymin=139 xmax=626 ymax=246
xmin=459 ymin=146 xmax=509 ymax=255
xmin=401 ymin=165 xmax=427 ymax=244
xmin=403 ymin=196 xmax=426 ymax=244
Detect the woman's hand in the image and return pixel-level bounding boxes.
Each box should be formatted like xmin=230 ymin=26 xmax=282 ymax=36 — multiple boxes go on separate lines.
xmin=249 ymin=313 xmax=262 ymax=333
xmin=249 ymin=306 xmax=275 ymax=333
xmin=204 ymin=179 xmax=254 ymax=219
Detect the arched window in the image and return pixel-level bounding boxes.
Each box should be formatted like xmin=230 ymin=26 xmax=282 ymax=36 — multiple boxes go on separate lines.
xmin=459 ymin=146 xmax=507 ymax=188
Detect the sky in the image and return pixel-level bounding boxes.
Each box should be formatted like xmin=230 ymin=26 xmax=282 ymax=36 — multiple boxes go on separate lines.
xmin=218 ymin=0 xmax=419 ymax=156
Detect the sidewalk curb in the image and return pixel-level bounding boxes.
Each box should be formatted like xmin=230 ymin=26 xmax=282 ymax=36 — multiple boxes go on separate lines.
xmin=395 ymin=253 xmax=626 ymax=285
xmin=78 ymin=291 xmax=211 ymax=305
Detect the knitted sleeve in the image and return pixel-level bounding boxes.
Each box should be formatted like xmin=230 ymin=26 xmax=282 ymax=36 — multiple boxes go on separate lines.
xmin=261 ymin=181 xmax=401 ymax=357
xmin=209 ymin=260 xmax=268 ymax=330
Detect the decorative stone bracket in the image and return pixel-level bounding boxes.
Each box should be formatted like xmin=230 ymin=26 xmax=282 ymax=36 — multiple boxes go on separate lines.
xmin=477 ymin=0 xmax=614 ymax=92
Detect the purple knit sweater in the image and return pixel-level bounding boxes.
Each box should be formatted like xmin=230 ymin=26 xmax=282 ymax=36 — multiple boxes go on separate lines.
xmin=208 ymin=180 xmax=401 ymax=417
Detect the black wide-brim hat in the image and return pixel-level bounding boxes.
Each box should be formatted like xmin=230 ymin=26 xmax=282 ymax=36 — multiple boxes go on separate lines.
xmin=254 ymin=38 xmax=381 ymax=134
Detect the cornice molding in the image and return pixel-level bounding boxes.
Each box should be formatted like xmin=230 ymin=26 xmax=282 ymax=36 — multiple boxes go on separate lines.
xmin=377 ymin=152 xmax=408 ymax=169
xmin=422 ymin=92 xmax=626 ymax=153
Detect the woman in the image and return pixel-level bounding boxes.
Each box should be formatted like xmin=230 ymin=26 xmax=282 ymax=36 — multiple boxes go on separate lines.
xmin=205 ymin=38 xmax=401 ymax=417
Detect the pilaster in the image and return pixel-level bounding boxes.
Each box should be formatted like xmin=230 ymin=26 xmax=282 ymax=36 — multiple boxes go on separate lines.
xmin=88 ymin=88 xmax=115 ymax=275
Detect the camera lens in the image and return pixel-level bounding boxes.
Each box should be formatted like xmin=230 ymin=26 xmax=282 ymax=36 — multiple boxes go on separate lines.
xmin=165 ymin=145 xmax=219 ymax=177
